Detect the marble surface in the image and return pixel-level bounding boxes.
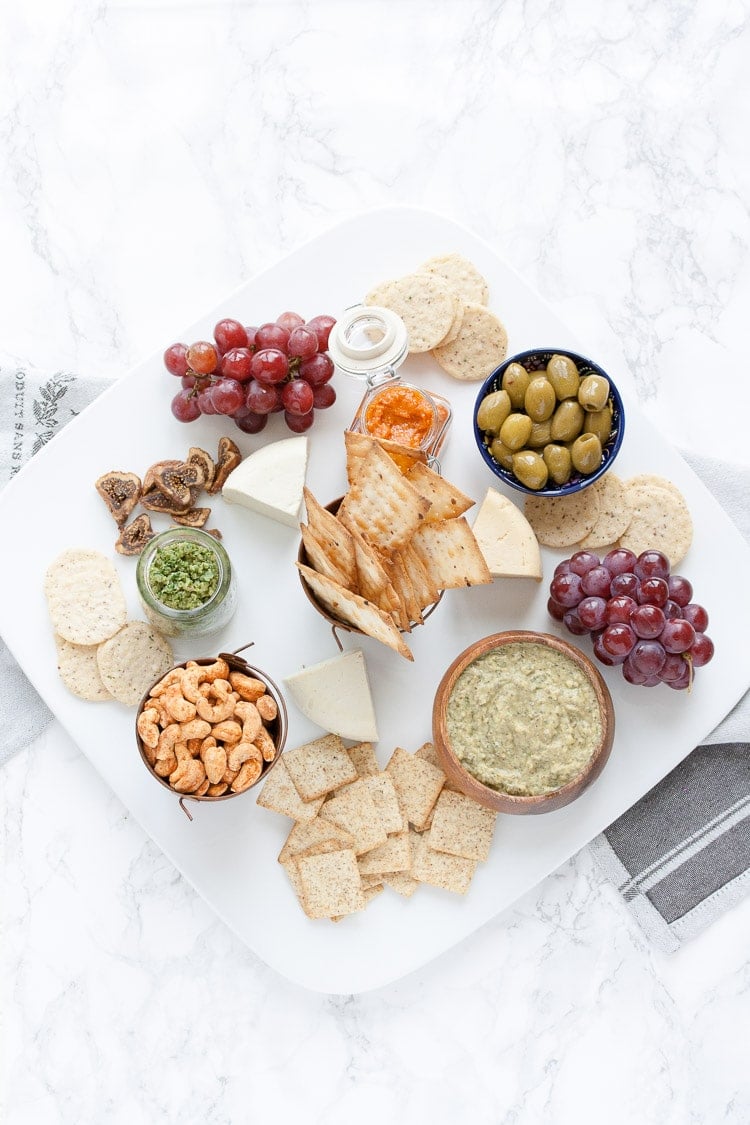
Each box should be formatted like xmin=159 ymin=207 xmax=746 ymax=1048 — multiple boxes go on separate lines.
xmin=2 ymin=0 xmax=750 ymax=1121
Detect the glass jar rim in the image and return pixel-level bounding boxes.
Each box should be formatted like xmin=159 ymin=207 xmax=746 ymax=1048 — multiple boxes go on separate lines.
xmin=137 ymin=528 xmax=230 ymax=620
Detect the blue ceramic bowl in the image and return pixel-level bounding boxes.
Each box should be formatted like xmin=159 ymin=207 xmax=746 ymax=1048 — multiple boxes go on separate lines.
xmin=473 ymin=348 xmax=625 ymax=497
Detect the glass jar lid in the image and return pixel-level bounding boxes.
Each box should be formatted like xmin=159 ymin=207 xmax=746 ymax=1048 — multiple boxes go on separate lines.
xmin=327 ymin=304 xmax=409 ymax=379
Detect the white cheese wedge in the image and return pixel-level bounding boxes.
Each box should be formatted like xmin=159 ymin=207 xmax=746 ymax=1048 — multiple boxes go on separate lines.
xmin=471 ymin=487 xmax=543 ymax=580
xmin=284 ymin=649 xmax=379 ymax=742
xmin=221 ymin=436 xmax=308 ymax=527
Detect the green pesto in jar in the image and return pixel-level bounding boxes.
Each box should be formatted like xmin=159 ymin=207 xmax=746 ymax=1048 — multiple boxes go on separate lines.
xmin=148 ymin=541 xmax=220 ymax=611
xmin=446 ymin=642 xmax=602 ymax=796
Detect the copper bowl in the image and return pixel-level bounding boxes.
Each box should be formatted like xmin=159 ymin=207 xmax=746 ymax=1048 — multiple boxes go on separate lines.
xmin=432 ymin=630 xmax=615 ymax=814
xmin=297 ymin=497 xmax=442 ymax=642
xmin=135 ymin=647 xmax=287 ymax=820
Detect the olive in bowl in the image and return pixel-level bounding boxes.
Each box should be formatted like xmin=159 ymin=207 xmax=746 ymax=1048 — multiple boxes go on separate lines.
xmin=473 ymin=349 xmax=625 ymax=497
xmin=135 ymin=649 xmax=287 ymax=819
xmin=432 ymin=630 xmax=615 ymax=814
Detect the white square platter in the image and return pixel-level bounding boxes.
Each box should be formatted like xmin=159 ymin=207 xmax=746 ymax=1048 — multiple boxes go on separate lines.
xmin=1 ymin=207 xmax=748 ymax=994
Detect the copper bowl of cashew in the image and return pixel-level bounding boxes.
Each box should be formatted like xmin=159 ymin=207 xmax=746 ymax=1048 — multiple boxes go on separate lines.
xmin=135 ymin=647 xmax=288 ymax=820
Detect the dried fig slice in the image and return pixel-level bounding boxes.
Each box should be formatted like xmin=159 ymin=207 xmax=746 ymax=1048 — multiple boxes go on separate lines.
xmin=171 ymin=507 xmax=211 ymax=528
xmin=208 ymin=436 xmax=242 ymax=495
xmin=115 ymin=513 xmax=155 ymax=555
xmin=140 ymin=488 xmax=191 ymax=515
xmin=95 ymin=471 xmax=142 ymax=526
xmin=156 ymin=462 xmax=204 ymax=507
xmin=187 ymin=447 xmax=216 ymax=492
xmin=142 ymin=460 xmax=181 ymax=495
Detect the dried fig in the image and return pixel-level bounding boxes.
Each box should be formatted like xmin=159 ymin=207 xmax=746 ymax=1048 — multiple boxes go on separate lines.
xmin=95 ymin=471 xmax=142 ymax=526
xmin=156 ymin=462 xmax=204 ymax=507
xmin=115 ymin=513 xmax=155 ymax=555
xmin=171 ymin=507 xmax=211 ymax=528
xmin=187 ymin=447 xmax=216 ymax=492
xmin=207 ymin=436 xmax=241 ymax=494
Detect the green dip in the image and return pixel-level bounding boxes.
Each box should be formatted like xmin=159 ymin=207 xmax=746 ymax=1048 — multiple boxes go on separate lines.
xmin=446 ymin=642 xmax=602 ymax=796
xmin=148 ymin=540 xmax=220 ymax=611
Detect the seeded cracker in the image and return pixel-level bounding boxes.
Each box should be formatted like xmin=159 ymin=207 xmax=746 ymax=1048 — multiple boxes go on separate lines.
xmin=336 ymin=442 xmax=431 ymax=552
xmin=411 ymin=831 xmax=477 ymax=894
xmin=256 ymin=757 xmax=325 ymax=822
xmin=418 ymin=252 xmax=490 ymax=306
xmin=364 ymin=273 xmax=456 ymax=353
xmin=297 ymin=850 xmax=365 ymax=920
xmin=96 ymin=621 xmax=174 ymax=706
xmin=319 ymin=779 xmax=388 ymax=856
xmin=427 ymin=790 xmax=497 ymax=863
xmin=410 ymin=518 xmax=493 ymax=589
xmin=524 ymin=490 xmax=601 ymax=548
xmin=624 ymin=474 xmax=684 ymax=501
xmin=278 ymin=817 xmax=354 ymax=865
xmin=618 ymin=481 xmax=693 ymax=566
xmin=54 ymin=633 xmax=112 ymax=702
xmin=385 ymin=746 xmax=445 ymax=830
xmin=45 ymin=548 xmax=128 ymax=646
xmin=432 ymin=303 xmax=508 ymax=382
xmin=283 ymin=733 xmax=358 ymax=801
xmin=357 ymin=831 xmax=411 ymax=876
xmin=579 ymin=474 xmax=632 ymax=549
xmin=346 ymin=741 xmax=381 ymax=777
xmin=360 ymin=772 xmax=406 ymax=833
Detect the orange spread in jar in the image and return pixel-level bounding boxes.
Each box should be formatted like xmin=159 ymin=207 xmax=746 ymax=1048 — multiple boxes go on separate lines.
xmin=364 ymin=385 xmax=436 ymax=449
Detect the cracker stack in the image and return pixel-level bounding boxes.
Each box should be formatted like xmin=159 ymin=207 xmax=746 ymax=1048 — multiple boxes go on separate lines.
xmin=257 ymin=734 xmax=498 ymax=921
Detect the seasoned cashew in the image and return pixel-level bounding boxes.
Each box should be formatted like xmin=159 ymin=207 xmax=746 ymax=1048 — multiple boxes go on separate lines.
xmin=202 ymin=742 xmax=227 ymax=785
xmin=234 ymin=700 xmax=262 ymax=744
xmin=231 ymin=757 xmax=262 ymax=792
xmin=254 ymin=725 xmax=277 ymax=763
xmin=196 ymin=685 xmax=237 ymax=724
xmin=180 ymin=663 xmax=204 ymax=704
xmin=207 ymin=781 xmax=229 ymax=797
xmin=156 ymin=723 xmax=182 ymax=760
xmin=186 ymin=738 xmax=203 ymax=757
xmin=210 ymin=719 xmax=243 ymax=745
xmin=148 ymin=668 xmax=183 ymax=698
xmin=194 ymin=778 xmax=210 ymax=797
xmin=178 ymin=718 xmax=212 ymax=743
xmin=228 ymin=672 xmax=266 ymax=702
xmin=256 ymin=694 xmax=278 ymax=723
xmin=170 ymin=758 xmax=206 ymax=793
xmin=227 ymin=740 xmax=263 ymax=773
xmin=154 ymin=752 xmax=177 ymax=777
xmin=137 ymin=707 xmax=161 ymax=750
xmin=163 ymin=683 xmax=197 ymax=723
xmin=222 ymin=765 xmax=239 ymax=785
xmin=174 ymin=741 xmax=192 ymax=763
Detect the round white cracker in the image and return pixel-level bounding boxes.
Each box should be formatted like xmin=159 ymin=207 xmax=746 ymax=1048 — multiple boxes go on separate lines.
xmin=432 ymin=303 xmax=508 ymax=381
xmin=578 ymin=475 xmax=632 ymax=549
xmin=435 ymin=294 xmax=466 ymax=347
xmin=419 ymin=253 xmax=490 ymax=306
xmin=54 ymin=633 xmax=112 ymax=702
xmin=364 ymin=273 xmax=456 ymax=353
xmin=624 ymin=473 xmax=683 ymax=500
xmin=525 ymin=489 xmax=601 ymax=548
xmin=618 ymin=482 xmax=693 ymax=566
xmin=44 ymin=548 xmax=128 ymax=646
xmin=96 ymin=621 xmax=174 ymax=706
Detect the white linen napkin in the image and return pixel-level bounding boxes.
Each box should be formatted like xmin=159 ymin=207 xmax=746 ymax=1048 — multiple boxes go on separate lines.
xmin=1 ymin=361 xmax=748 ymax=949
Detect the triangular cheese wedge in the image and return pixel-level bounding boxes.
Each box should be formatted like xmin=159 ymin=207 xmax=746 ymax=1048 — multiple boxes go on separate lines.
xmin=471 ymin=487 xmax=543 ymax=580
xmin=222 ymin=436 xmax=308 ymax=527
xmin=284 ymin=650 xmax=379 ymax=742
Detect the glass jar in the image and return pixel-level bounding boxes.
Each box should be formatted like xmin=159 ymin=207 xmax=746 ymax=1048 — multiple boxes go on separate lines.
xmin=328 ymin=304 xmax=452 ymax=466
xmin=136 ymin=527 xmax=237 ymax=639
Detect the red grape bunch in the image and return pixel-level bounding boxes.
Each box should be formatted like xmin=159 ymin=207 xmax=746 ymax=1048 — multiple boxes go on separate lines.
xmin=164 ymin=312 xmax=337 ymax=435
xmin=548 ymin=547 xmax=714 ymax=690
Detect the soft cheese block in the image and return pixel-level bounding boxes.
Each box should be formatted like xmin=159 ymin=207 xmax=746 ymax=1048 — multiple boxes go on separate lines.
xmin=221 ymin=436 xmax=308 ymax=527
xmin=284 ymin=649 xmax=379 ymax=742
xmin=471 ymin=487 xmax=542 ymax=580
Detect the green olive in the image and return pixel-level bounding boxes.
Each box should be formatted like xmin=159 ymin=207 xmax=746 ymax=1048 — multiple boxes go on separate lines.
xmin=578 ymin=374 xmax=610 ymax=412
xmin=528 ymin=420 xmax=552 ymax=448
xmin=524 ymin=376 xmax=556 ymax=422
xmin=501 ymin=362 xmax=530 ymax=409
xmin=550 ymin=399 xmax=585 ymax=442
xmin=543 ymin=444 xmax=573 ymax=486
xmin=512 ymin=450 xmax=549 ymax=491
xmin=489 ymin=436 xmax=515 ymax=471
xmin=583 ymin=404 xmax=613 ymax=445
xmin=476 ymin=389 xmax=512 ymax=435
xmin=499 ymin=412 xmax=533 ymax=452
xmin=546 ymin=354 xmax=580 ymax=399
xmin=570 ymin=433 xmax=603 ymax=475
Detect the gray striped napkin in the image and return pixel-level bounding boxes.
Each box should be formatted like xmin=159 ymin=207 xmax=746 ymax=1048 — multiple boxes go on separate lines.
xmin=1 ymin=365 xmax=748 ymax=949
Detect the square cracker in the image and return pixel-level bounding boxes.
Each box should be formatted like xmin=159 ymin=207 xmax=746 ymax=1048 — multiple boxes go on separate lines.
xmin=296 ymin=564 xmax=413 ymax=661
xmin=256 ymin=757 xmax=325 ymax=822
xmin=361 ymin=773 xmax=405 ymax=834
xmin=336 ymin=442 xmax=431 ymax=552
xmin=297 ymin=849 xmax=365 ymax=920
xmin=382 ymin=828 xmax=421 ymax=897
xmin=411 ymin=831 xmax=477 ymax=894
xmin=385 ymin=746 xmax=445 ymax=830
xmin=346 ymin=741 xmax=381 ymax=777
xmin=357 ymin=831 xmax=411 ymax=876
xmin=410 ymin=518 xmax=492 ymax=589
xmin=427 ymin=790 xmax=497 ymax=862
xmin=319 ymin=779 xmax=388 ymax=856
xmin=283 ymin=733 xmax=358 ymax=801
xmin=278 ymin=816 xmax=354 ymax=865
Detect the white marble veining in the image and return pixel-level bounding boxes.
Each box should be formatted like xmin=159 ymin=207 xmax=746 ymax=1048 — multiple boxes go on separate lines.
xmin=2 ymin=0 xmax=749 ymax=1121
